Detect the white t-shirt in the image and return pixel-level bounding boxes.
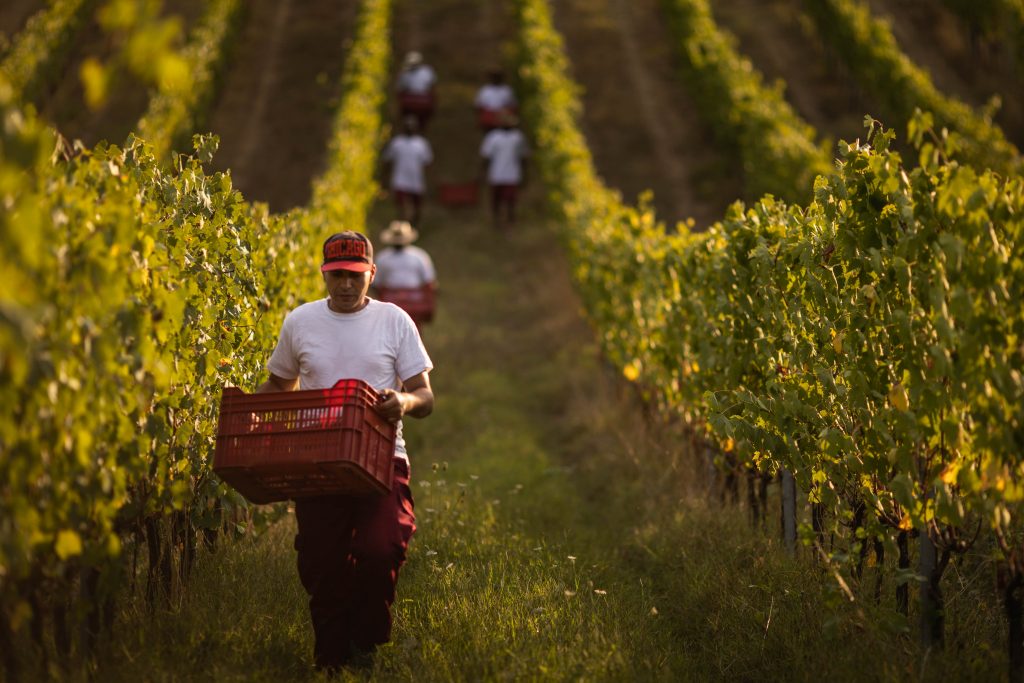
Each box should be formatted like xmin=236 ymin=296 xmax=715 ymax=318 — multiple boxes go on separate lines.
xmin=480 ymin=129 xmax=528 ymax=185
xmin=383 ymin=135 xmax=433 ymax=194
xmin=374 ymin=246 xmax=436 ymax=289
xmin=267 ymin=298 xmax=433 ymax=460
xmin=474 ymin=84 xmax=517 ymax=111
xmin=398 ymin=65 xmax=437 ymax=94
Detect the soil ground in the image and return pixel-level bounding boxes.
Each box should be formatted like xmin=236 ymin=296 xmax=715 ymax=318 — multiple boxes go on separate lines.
xmin=0 ymin=0 xmax=41 ymax=45
xmin=864 ymin=0 xmax=1024 ymax=147
xmin=552 ymin=0 xmax=737 ymax=231
xmin=202 ymin=0 xmax=359 ymax=213
xmin=34 ymin=0 xmax=209 ymax=150
xmin=711 ymin=0 xmax=883 ymax=146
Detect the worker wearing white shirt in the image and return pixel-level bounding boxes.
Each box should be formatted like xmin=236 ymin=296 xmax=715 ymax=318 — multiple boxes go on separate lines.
xmin=479 ymin=111 xmax=529 ymax=231
xmin=397 ymin=51 xmax=437 ymax=129
xmin=373 ymin=221 xmax=438 ymax=327
xmin=474 ymin=69 xmax=517 ymax=131
xmin=381 ymin=117 xmax=433 ymax=227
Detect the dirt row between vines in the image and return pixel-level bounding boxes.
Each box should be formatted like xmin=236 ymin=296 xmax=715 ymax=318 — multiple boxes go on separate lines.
xmin=864 ymin=0 xmax=1024 ymax=147
xmin=552 ymin=0 xmax=734 ymax=230
xmin=34 ymin=0 xmax=207 ymax=148
xmin=203 ymin=0 xmax=359 ymax=212
xmin=24 ymin=0 xmax=357 ymax=216
xmin=0 ymin=0 xmax=41 ymax=42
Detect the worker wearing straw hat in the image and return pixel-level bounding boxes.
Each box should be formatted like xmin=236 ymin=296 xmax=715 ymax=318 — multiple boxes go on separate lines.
xmin=373 ymin=221 xmax=438 ymax=327
xmin=396 ymin=50 xmax=437 ymax=129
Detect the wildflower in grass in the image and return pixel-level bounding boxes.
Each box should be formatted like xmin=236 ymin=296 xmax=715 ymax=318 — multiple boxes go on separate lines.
xmin=594 ymin=589 xmax=607 ymax=595
xmin=564 ymin=590 xmax=576 ymax=597
xmin=470 ymin=474 xmax=479 ymax=480
xmin=650 ymin=606 xmax=659 ymax=616
xmin=419 ymin=480 xmax=431 ymax=488
xmin=567 ymin=555 xmax=576 ymax=564
xmin=426 ymin=550 xmax=438 ymax=556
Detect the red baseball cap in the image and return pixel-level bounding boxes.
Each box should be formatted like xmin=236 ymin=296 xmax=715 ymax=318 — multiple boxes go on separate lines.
xmin=321 ymin=231 xmax=374 ymax=273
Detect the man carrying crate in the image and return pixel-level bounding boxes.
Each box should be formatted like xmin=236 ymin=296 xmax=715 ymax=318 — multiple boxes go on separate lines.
xmin=381 ymin=115 xmax=434 ymax=228
xmin=256 ymin=231 xmax=434 ymax=672
xmin=372 ymin=220 xmax=438 ymax=328
xmin=396 ymin=51 xmax=437 ymax=130
xmin=480 ymin=110 xmax=529 ymax=231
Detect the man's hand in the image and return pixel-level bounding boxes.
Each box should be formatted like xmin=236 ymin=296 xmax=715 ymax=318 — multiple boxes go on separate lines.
xmin=255 ymin=373 xmax=299 ymax=394
xmin=375 ymin=389 xmax=407 ymax=423
xmin=374 ymin=372 xmax=433 ymax=424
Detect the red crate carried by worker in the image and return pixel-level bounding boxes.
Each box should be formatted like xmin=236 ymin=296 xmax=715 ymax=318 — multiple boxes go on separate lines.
xmin=377 ymin=284 xmax=436 ymax=325
xmin=213 ymin=379 xmax=396 ymax=504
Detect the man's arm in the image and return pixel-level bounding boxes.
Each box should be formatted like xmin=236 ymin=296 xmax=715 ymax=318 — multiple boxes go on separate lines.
xmin=375 ymin=371 xmax=433 ymax=423
xmin=255 ymin=373 xmax=299 ymax=394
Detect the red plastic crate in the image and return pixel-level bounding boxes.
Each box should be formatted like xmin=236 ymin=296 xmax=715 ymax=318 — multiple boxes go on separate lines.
xmin=213 ymin=379 xmax=396 ymax=504
xmin=477 ymin=108 xmax=502 ymax=130
xmin=377 ymin=285 xmax=436 ymax=324
xmin=437 ymin=182 xmax=479 ymax=207
xmin=399 ymin=93 xmax=435 ymax=114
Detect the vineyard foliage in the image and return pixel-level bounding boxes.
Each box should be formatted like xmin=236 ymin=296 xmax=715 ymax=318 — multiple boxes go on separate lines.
xmin=659 ymin=0 xmax=832 ymax=204
xmin=307 ymin=0 xmax=391 ymax=235
xmin=136 ymin=0 xmax=246 ymax=160
xmin=0 ymin=0 xmax=391 ymax=637
xmin=0 ymin=0 xmax=94 ymax=104
xmin=805 ymin=0 xmax=1023 ymax=177
xmin=518 ymin=0 xmax=1024 ymax=582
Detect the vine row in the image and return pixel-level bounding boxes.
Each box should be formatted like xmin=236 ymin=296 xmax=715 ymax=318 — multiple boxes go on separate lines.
xmin=804 ymin=0 xmax=1022 ymax=176
xmin=517 ymin=0 xmax=1024 ymax=670
xmin=136 ymin=0 xmax=246 ymax=161
xmin=0 ymin=0 xmax=392 ymax=672
xmin=0 ymin=0 xmax=94 ymax=103
xmin=659 ymin=0 xmax=832 ymax=204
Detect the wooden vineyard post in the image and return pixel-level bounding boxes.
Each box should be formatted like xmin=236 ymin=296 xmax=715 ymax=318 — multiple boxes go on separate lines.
xmin=1006 ymin=570 xmax=1024 ymax=683
xmin=919 ymin=531 xmax=944 ymax=651
xmin=781 ymin=469 xmax=797 ymax=555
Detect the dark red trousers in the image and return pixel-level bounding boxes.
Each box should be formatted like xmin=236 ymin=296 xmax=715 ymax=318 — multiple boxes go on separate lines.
xmin=294 ymin=459 xmax=416 ymax=669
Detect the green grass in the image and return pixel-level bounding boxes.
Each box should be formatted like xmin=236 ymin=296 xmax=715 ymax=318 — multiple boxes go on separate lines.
xmin=78 ymin=202 xmax=1006 ymax=682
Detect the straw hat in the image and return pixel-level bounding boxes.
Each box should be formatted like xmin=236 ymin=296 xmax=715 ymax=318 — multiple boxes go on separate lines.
xmin=380 ymin=220 xmax=419 ymax=246
xmin=404 ymin=51 xmax=424 ymax=68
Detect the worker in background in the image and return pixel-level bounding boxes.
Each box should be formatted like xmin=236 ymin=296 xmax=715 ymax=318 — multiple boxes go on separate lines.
xmin=480 ymin=110 xmax=529 ymax=231
xmin=474 ymin=68 xmax=517 ymax=132
xmin=397 ymin=51 xmax=437 ymax=130
xmin=381 ymin=116 xmax=433 ymax=227
xmin=372 ymin=220 xmax=438 ymax=328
